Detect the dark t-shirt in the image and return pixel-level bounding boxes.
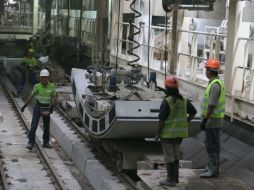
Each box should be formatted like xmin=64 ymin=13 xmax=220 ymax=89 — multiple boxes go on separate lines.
xmin=158 ymin=96 xmax=197 ymax=144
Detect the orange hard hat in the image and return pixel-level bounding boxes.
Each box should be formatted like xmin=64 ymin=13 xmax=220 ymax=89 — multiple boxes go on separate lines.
xmin=164 ymin=76 xmax=179 ymax=88
xmin=205 ymin=59 xmax=220 ymax=69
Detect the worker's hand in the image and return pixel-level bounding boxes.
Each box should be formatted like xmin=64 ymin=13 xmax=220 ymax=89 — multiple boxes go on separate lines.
xmin=21 ymin=104 xmax=27 ymax=112
xmin=200 ymin=118 xmax=208 ymax=131
xmin=155 ymin=134 xmax=160 ymax=142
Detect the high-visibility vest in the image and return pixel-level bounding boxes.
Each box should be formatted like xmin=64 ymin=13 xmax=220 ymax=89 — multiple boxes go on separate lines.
xmin=201 ymin=78 xmax=225 ymax=118
xmin=22 ymin=56 xmax=37 ymax=67
xmin=32 ymin=83 xmax=56 ymax=104
xmin=160 ymin=96 xmax=188 ymax=138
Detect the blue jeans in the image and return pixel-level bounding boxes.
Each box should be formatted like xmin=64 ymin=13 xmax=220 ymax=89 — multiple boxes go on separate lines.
xmin=17 ymin=68 xmax=36 ymax=94
xmin=205 ymin=128 xmax=220 ymax=173
xmin=28 ymin=105 xmax=50 ymax=145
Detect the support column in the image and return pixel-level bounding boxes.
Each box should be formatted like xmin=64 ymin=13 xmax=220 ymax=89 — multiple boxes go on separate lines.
xmin=95 ymin=0 xmax=108 ymax=66
xmin=169 ymin=9 xmax=178 ymax=75
xmin=224 ymin=1 xmax=238 ymax=94
xmin=33 ymin=0 xmax=39 ymax=34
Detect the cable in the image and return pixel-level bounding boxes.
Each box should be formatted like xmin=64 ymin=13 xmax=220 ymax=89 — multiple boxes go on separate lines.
xmin=127 ymin=0 xmax=142 ymax=68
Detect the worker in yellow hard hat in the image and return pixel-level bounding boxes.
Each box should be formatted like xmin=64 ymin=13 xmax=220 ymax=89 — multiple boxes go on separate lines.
xmin=200 ymin=58 xmax=225 ymax=178
xmin=156 ymin=75 xmax=197 ymax=187
xmin=16 ymin=48 xmax=38 ymax=97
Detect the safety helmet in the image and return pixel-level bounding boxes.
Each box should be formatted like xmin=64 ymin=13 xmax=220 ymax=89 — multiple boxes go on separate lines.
xmin=40 ymin=69 xmax=49 ymax=77
xmin=28 ymin=48 xmax=34 ymax=53
xmin=164 ymin=76 xmax=179 ymax=88
xmin=205 ymin=59 xmax=220 ymax=70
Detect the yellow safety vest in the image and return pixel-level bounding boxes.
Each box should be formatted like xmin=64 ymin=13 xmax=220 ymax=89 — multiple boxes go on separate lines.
xmin=200 ymin=78 xmax=225 ymax=118
xmin=160 ymin=96 xmax=188 ymax=138
xmin=32 ymin=83 xmax=55 ymax=104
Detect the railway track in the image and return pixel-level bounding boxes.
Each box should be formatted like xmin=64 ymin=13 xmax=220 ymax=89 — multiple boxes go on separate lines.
xmin=56 ymin=104 xmax=138 ymax=190
xmin=0 ymin=76 xmax=81 ymax=190
xmin=0 ymin=74 xmax=138 ymax=190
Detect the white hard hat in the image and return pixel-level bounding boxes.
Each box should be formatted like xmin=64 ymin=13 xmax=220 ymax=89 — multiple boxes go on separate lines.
xmin=40 ymin=69 xmax=49 ymax=77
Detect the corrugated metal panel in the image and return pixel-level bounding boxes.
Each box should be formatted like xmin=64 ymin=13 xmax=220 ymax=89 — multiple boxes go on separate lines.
xmin=242 ymin=2 xmax=254 ymax=22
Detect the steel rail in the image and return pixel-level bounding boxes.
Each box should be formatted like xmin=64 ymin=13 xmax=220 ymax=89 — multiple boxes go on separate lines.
xmin=0 ymin=76 xmax=68 ymax=190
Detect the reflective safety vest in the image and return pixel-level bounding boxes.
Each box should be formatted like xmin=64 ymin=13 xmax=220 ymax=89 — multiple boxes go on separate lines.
xmin=160 ymin=96 xmax=188 ymax=138
xmin=22 ymin=56 xmax=37 ymax=68
xmin=201 ymin=78 xmax=225 ymax=118
xmin=32 ymin=83 xmax=55 ymax=105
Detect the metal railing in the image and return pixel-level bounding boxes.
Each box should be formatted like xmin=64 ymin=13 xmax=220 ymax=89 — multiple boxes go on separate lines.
xmin=0 ymin=11 xmax=33 ymax=29
xmin=113 ymin=22 xmax=172 ymax=72
xmin=111 ymin=21 xmax=228 ymax=83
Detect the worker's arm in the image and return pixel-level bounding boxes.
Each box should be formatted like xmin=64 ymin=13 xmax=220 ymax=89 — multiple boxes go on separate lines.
xmin=187 ymin=113 xmax=196 ymax=123
xmin=49 ymin=95 xmax=56 ymax=113
xmin=155 ymin=121 xmax=165 ymax=142
xmin=20 ymin=94 xmax=34 ymax=112
xmin=187 ymin=100 xmax=197 ymax=123
xmin=155 ymin=98 xmax=170 ymax=141
xmin=200 ymin=83 xmax=221 ymax=129
xmin=205 ymin=105 xmax=215 ymax=119
xmin=205 ymin=82 xmax=221 ymax=119
xmin=50 ymin=85 xmax=56 ymax=113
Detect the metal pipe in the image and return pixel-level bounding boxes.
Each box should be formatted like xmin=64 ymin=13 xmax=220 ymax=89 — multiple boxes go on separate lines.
xmin=179 ymin=29 xmax=227 ymax=37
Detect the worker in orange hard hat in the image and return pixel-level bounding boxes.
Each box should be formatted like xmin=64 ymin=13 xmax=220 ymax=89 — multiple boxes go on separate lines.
xmin=164 ymin=76 xmax=179 ymax=88
xmin=156 ymin=75 xmax=197 ymax=187
xmin=205 ymin=58 xmax=220 ymax=70
xmin=200 ymin=58 xmax=225 ymax=178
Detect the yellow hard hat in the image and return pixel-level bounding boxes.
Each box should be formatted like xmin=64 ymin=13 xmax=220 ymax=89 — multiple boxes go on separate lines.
xmin=28 ymin=48 xmax=34 ymax=53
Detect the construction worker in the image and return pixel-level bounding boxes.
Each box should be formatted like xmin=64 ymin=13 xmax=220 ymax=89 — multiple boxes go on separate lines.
xmin=17 ymin=48 xmax=37 ymax=97
xmin=20 ymin=69 xmax=55 ymax=150
xmin=156 ymin=76 xmax=197 ymax=187
xmin=200 ymin=58 xmax=225 ymax=178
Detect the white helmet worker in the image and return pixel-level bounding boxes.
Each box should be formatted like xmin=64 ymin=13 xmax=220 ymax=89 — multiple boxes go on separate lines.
xmin=40 ymin=69 xmax=50 ymax=77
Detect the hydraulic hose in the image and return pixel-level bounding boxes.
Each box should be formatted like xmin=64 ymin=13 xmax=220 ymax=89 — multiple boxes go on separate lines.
xmin=127 ymin=0 xmax=142 ymax=68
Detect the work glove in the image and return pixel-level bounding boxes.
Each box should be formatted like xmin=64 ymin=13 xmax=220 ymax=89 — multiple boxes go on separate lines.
xmin=21 ymin=104 xmax=27 ymax=112
xmin=200 ymin=118 xmax=208 ymax=130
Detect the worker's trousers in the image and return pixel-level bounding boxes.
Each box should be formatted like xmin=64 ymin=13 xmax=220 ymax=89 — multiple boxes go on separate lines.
xmin=17 ymin=68 xmax=36 ymax=95
xmin=205 ymin=128 xmax=220 ymax=174
xmin=28 ymin=105 xmax=50 ymax=145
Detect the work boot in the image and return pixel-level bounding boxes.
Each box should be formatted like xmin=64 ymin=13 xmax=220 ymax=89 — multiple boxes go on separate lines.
xmin=174 ymin=160 xmax=179 ymax=183
xmin=26 ymin=143 xmax=34 ymax=150
xmin=160 ymin=162 xmax=176 ymax=187
xmin=42 ymin=144 xmax=52 ymax=148
xmin=159 ymin=178 xmax=176 ymax=187
xmin=200 ymin=170 xmax=218 ymax=178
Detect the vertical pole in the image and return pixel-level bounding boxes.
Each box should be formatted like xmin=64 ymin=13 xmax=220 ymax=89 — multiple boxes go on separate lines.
xmin=170 ymin=9 xmax=178 ymax=75
xmin=224 ymin=1 xmax=237 ymax=94
xmin=45 ymin=0 xmax=53 ymax=33
xmin=33 ymin=0 xmax=39 ymax=35
xmin=57 ymin=0 xmax=60 ymax=34
xmin=147 ymin=0 xmax=151 ymax=80
xmin=79 ymin=0 xmax=83 ymax=64
xmin=67 ymin=0 xmax=70 ymax=36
